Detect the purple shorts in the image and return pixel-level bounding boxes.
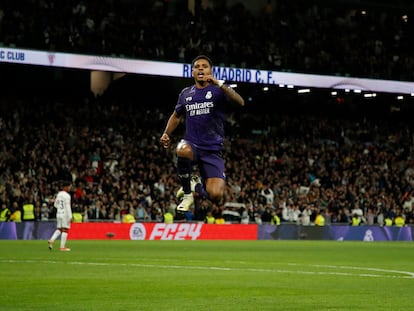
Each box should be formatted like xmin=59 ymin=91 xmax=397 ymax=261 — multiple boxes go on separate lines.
xmin=186 ymin=141 xmax=225 ymax=180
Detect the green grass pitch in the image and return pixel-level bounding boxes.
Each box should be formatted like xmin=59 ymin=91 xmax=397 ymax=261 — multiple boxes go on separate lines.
xmin=1 ymin=240 xmax=413 ymax=310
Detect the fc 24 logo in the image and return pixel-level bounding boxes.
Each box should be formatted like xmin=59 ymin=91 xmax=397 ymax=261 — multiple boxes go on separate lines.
xmin=130 ymin=223 xmax=202 ymax=240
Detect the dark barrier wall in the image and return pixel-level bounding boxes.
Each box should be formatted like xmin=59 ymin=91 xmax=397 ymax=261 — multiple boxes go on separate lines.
xmin=0 ymin=222 xmax=57 ymax=240
xmin=1 ymin=222 xmax=413 ymax=241
xmin=259 ymin=224 xmax=413 ymax=241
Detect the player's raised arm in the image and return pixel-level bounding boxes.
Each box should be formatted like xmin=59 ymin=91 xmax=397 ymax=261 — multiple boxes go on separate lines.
xmin=220 ymin=82 xmax=245 ymax=107
xmin=160 ymin=111 xmax=181 ymax=149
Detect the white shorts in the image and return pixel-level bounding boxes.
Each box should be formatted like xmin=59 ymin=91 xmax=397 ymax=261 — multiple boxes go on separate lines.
xmin=56 ymin=216 xmax=71 ymax=229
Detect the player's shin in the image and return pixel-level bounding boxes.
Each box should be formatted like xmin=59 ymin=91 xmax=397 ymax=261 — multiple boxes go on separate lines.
xmin=177 ymin=157 xmax=192 ymax=194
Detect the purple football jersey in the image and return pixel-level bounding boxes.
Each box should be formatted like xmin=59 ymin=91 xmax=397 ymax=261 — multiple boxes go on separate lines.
xmin=175 ymin=84 xmax=228 ymax=151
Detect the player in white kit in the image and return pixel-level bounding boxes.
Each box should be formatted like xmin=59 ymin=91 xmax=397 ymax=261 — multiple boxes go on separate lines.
xmin=48 ymin=180 xmax=73 ymax=251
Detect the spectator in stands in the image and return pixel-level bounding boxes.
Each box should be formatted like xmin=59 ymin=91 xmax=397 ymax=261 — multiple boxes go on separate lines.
xmin=260 ymin=206 xmax=273 ymax=223
xmin=260 ymin=181 xmax=274 ymax=206
xmin=402 ymin=192 xmax=414 ymax=212
xmin=122 ymin=212 xmax=136 ymax=223
xmin=350 ymin=213 xmax=363 ymax=226
xmin=240 ymin=206 xmax=250 ymax=224
xmin=21 ymin=197 xmax=36 ymax=239
xmin=299 ymin=204 xmax=313 ymax=226
xmin=270 ymin=210 xmax=280 ymax=226
xmin=40 ymin=202 xmax=50 ymax=221
xmin=394 ymin=211 xmax=406 ymax=227
xmin=0 ymin=202 xmax=11 ymax=222
xmin=184 ymin=206 xmax=194 ymax=222
xmin=204 ymin=211 xmax=215 ymax=224
xmin=365 ymin=207 xmax=376 ymax=226
xmin=314 ymin=208 xmax=325 ymax=226
xmin=9 ymin=202 xmax=21 ymax=222
xmin=222 ymin=206 xmax=241 ymax=223
xmin=404 ymin=208 xmax=414 ymax=225
xmin=162 ymin=207 xmax=174 ymax=224
xmin=135 ymin=201 xmax=149 ymax=221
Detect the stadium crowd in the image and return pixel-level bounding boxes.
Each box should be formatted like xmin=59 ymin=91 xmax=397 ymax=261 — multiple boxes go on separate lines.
xmin=0 ymin=77 xmax=413 ymax=226
xmin=1 ymin=0 xmax=414 ymax=226
xmin=0 ymin=0 xmax=413 ymax=81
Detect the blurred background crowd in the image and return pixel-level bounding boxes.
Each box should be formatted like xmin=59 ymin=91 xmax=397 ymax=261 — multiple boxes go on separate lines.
xmin=0 ymin=0 xmax=414 ymax=226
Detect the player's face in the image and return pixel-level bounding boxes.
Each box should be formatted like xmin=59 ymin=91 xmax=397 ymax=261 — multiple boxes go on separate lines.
xmin=192 ymin=59 xmax=212 ymax=82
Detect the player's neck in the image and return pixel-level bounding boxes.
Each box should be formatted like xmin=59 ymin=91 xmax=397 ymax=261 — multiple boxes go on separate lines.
xmin=195 ymin=81 xmax=210 ymax=89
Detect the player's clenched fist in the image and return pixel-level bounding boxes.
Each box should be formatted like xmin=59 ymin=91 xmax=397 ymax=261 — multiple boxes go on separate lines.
xmin=160 ymin=132 xmax=171 ymax=149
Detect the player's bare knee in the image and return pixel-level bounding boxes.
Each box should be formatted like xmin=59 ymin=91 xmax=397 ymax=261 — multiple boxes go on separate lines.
xmin=209 ymin=190 xmax=224 ymax=202
xmin=176 ymin=143 xmax=193 ymax=159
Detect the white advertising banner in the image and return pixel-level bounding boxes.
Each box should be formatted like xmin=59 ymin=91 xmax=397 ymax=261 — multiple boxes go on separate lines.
xmin=1 ymin=47 xmax=413 ymax=94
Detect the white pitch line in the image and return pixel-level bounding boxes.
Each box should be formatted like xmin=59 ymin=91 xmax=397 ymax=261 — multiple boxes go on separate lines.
xmin=2 ymin=259 xmax=414 ymax=279
xmin=288 ymin=263 xmax=414 ymax=278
